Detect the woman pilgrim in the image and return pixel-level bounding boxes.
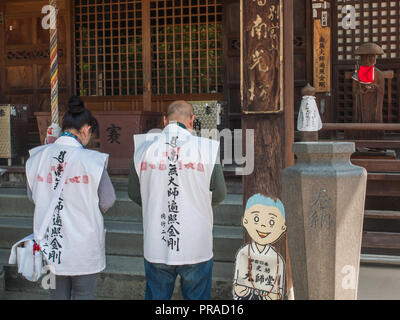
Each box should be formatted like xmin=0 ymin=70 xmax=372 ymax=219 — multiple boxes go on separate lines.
xmin=25 ymin=96 xmax=116 ymax=299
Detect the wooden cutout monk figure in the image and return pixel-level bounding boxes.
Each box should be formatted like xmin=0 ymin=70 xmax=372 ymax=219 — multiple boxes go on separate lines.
xmin=233 ymin=194 xmax=287 ymax=300
xmin=351 ymin=43 xmax=385 ymax=140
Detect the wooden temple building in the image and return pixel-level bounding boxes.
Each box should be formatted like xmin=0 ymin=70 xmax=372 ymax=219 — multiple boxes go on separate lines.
xmin=0 ymin=0 xmax=400 ymax=298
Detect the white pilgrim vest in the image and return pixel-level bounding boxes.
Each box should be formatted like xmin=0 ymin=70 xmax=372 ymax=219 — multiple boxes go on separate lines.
xmin=234 ymin=242 xmax=285 ymax=297
xmin=26 ymin=136 xmax=108 ymax=276
xmin=134 ymin=124 xmax=219 ymax=265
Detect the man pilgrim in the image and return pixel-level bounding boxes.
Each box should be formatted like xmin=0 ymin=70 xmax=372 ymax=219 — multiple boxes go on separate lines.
xmin=128 ymin=100 xmax=226 ymax=300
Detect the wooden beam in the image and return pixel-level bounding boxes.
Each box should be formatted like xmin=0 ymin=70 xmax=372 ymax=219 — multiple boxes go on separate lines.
xmin=321 ymin=140 xmax=400 ymax=149
xmin=368 ymin=173 xmax=400 ymax=181
xmin=284 ymin=0 xmax=294 ymax=167
xmin=241 ymin=0 xmax=293 ymax=298
xmin=142 ymin=0 xmax=151 ymax=111
xmin=68 ymin=0 xmax=75 ymax=96
xmin=366 ymin=180 xmax=400 ymax=197
xmin=362 ymin=231 xmax=400 ymax=249
xmin=0 ymin=2 xmax=5 ymax=102
xmin=364 ymin=210 xmax=400 ymax=220
xmin=351 ymin=159 xmax=400 ymax=172
xmin=322 ymin=123 xmax=400 ymax=131
xmin=344 ymin=70 xmax=394 ymax=80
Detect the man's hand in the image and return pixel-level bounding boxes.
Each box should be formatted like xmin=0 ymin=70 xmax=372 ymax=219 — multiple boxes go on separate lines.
xmin=234 ymin=284 xmax=251 ymax=298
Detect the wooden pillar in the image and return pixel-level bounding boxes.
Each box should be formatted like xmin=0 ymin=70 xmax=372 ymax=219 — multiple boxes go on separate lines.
xmin=241 ymin=0 xmax=294 ymax=297
xmin=142 ymin=0 xmax=152 ymax=111
xmin=0 ymin=3 xmax=5 ymax=103
xmin=66 ymin=0 xmax=74 ymax=98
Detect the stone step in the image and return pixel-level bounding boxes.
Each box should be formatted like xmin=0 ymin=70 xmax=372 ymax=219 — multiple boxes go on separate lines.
xmin=3 ymin=290 xmax=49 ymax=300
xmin=0 ymin=188 xmax=243 ymax=226
xmin=0 ymin=249 xmax=234 ymax=300
xmin=0 ymin=168 xmax=26 ymax=188
xmin=0 ymin=188 xmax=34 ymax=216
xmin=0 ymin=217 xmax=243 ymax=263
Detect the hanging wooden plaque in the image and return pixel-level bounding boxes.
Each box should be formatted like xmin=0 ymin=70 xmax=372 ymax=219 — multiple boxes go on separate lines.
xmin=313 ymin=20 xmax=331 ymax=92
xmin=312 ymin=0 xmax=331 ymax=93
xmin=241 ymin=0 xmax=283 ymax=114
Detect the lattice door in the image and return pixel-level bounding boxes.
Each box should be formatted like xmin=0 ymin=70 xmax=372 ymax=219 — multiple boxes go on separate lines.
xmin=149 ymin=0 xmax=223 ymax=95
xmin=74 ymin=0 xmax=223 ymax=98
xmin=336 ymin=0 xmax=400 ymax=61
xmin=75 ymin=0 xmax=143 ymax=96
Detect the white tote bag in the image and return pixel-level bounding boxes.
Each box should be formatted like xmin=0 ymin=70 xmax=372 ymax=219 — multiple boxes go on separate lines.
xmin=9 ymin=149 xmax=79 ymax=282
xmin=15 ymin=236 xmax=43 ymax=282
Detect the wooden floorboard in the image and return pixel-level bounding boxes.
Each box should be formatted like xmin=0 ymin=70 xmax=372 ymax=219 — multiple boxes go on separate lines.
xmin=362 ymin=231 xmax=400 ymax=249
xmin=352 ymin=159 xmax=400 ymax=172
xmin=364 ymin=210 xmax=400 ymax=220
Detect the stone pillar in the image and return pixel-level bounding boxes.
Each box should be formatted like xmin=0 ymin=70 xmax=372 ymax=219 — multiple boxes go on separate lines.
xmin=281 ymin=142 xmax=367 ymax=300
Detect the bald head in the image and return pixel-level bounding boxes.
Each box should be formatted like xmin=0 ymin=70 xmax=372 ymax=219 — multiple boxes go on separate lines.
xmin=166 ymin=100 xmax=194 ymax=121
xmin=164 ymin=100 xmax=195 ymax=130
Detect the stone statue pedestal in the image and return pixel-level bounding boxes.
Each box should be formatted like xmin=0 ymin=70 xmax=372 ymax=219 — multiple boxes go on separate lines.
xmin=282 ymin=142 xmax=367 ymax=299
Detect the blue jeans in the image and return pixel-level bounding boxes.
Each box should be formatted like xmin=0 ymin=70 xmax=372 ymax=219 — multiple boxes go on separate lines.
xmin=144 ymin=258 xmax=213 ymax=300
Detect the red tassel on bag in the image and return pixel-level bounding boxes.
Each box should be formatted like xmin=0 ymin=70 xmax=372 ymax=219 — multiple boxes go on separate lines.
xmin=32 ymin=241 xmax=41 ymax=279
xmin=33 ymin=242 xmax=40 ymax=254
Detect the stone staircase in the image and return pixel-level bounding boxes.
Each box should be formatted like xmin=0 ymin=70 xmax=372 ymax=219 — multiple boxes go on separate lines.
xmin=0 ymin=172 xmax=244 ymax=300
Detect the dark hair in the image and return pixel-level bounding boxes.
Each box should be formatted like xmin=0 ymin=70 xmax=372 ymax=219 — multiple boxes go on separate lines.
xmin=62 ymin=95 xmax=98 ymax=134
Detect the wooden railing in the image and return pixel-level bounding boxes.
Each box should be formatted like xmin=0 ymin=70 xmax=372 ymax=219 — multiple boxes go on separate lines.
xmin=322 ymin=122 xmax=400 ymax=131
xmin=81 ymin=93 xmax=223 ymax=113
xmin=320 ymin=122 xmax=400 ymax=172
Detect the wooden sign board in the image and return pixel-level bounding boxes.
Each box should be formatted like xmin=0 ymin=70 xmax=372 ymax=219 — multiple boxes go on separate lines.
xmin=241 ymin=0 xmax=283 ymax=114
xmin=312 ymin=0 xmax=331 ymax=93
xmin=313 ymin=20 xmax=331 ymax=93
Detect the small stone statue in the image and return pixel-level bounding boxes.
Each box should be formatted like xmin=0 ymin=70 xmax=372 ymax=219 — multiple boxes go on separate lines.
xmin=351 ymin=43 xmax=385 ymax=140
xmin=297 ymin=83 xmax=322 ymax=141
